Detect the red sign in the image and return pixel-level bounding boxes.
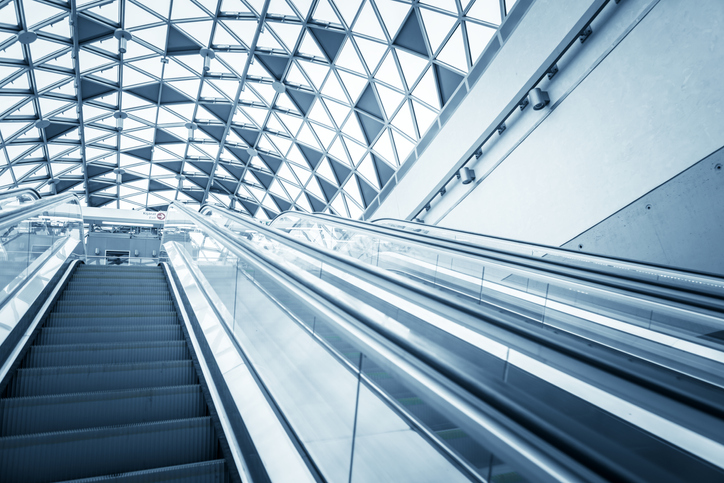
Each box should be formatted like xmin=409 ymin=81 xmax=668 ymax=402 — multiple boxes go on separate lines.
xmin=156 ymin=212 xmax=167 ymax=221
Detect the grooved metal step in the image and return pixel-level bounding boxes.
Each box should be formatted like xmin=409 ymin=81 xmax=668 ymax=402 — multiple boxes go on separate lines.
xmin=53 ymin=302 xmax=175 ymax=314
xmin=54 ymin=459 xmax=227 ymax=482
xmin=60 ymin=293 xmax=172 ymax=303
xmin=67 ymin=281 xmax=168 ymax=289
xmin=69 ymin=275 xmax=165 ymax=281
xmin=0 ymin=385 xmax=205 ymax=436
xmin=36 ymin=325 xmax=183 ymax=345
xmin=23 ymin=341 xmax=190 ymax=367
xmin=0 ymin=264 xmax=232 ymax=481
xmin=0 ymin=417 xmax=218 ymax=483
xmin=8 ymin=360 xmax=197 ymax=397
xmin=47 ymin=313 xmax=178 ymax=327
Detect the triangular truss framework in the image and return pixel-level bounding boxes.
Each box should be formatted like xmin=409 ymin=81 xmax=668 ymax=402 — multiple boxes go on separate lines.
xmin=0 ymin=0 xmax=513 ymax=220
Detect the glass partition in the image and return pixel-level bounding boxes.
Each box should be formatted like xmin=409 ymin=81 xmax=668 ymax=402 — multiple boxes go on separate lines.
xmin=372 ymin=217 xmax=724 ymax=296
xmin=0 ymin=194 xmax=85 ymax=308
xmin=0 ymin=188 xmax=41 ymax=214
xmin=162 ymin=203 xmax=539 ymax=483
xmin=185 ymin=204 xmax=724 ymax=482
xmin=0 ymin=193 xmax=85 ymax=351
xmin=267 ymin=212 xmax=724 ymax=388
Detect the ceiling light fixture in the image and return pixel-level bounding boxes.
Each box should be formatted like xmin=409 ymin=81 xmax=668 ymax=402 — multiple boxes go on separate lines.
xmin=460 ymin=167 xmax=476 ymax=185
xmin=199 ymin=48 xmax=216 ymax=72
xmin=17 ymin=31 xmax=37 ymax=45
xmin=113 ymin=111 xmax=127 ymax=130
xmin=113 ymin=168 xmax=125 ymax=183
xmin=185 ymin=122 xmax=197 ymax=140
xmin=529 ymin=88 xmax=550 ymax=110
xmin=113 ymin=29 xmax=132 ymax=54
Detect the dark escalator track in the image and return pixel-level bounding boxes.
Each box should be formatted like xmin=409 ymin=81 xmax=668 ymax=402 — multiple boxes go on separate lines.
xmin=0 ymin=264 xmax=234 ymax=483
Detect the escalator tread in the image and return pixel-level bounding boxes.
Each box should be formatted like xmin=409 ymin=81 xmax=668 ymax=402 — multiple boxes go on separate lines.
xmin=52 ymin=459 xmax=227 ymax=482
xmin=0 ymin=265 xmax=233 ymax=482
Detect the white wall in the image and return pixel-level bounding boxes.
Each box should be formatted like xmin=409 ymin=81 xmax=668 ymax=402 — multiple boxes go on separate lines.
xmin=375 ymin=0 xmax=724 ymax=270
xmin=372 ymin=0 xmax=604 ymax=221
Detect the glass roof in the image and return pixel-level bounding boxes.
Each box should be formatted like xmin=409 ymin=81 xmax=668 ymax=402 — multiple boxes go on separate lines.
xmin=0 ymin=0 xmax=512 ymax=220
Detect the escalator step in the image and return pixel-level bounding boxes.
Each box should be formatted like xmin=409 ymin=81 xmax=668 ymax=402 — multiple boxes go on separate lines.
xmin=69 ymin=276 xmax=165 ymax=282
xmin=53 ymin=302 xmax=175 ymax=314
xmin=67 ymin=281 xmax=168 ymax=289
xmin=73 ymin=271 xmax=165 ymax=277
xmin=61 ymin=291 xmax=171 ymax=300
xmin=36 ymin=326 xmax=183 ymax=345
xmin=53 ymin=459 xmax=227 ymax=482
xmin=47 ymin=313 xmax=178 ymax=327
xmin=77 ymin=266 xmax=160 ymax=271
xmin=24 ymin=341 xmax=190 ymax=367
xmin=7 ymin=360 xmax=197 ymax=397
xmin=0 ymin=385 xmax=206 ymax=436
xmin=0 ymin=417 xmax=218 ymax=483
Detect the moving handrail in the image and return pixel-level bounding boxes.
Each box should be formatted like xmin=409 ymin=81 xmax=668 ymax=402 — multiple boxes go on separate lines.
xmin=0 ymin=187 xmax=41 ymax=202
xmin=269 ymin=211 xmax=724 ymax=382
xmin=314 ymin=214 xmax=724 ymax=307
xmin=0 ymin=192 xmax=85 ymax=354
xmin=0 ymin=192 xmax=81 ymax=229
xmin=172 ymin=202 xmax=607 ymax=483
xmin=200 ymin=204 xmax=724 ymax=482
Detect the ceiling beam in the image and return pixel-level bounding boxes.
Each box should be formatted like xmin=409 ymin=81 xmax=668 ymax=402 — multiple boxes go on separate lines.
xmin=69 ymin=0 xmax=90 ymax=204
xmin=201 ymin=0 xmax=271 ymax=207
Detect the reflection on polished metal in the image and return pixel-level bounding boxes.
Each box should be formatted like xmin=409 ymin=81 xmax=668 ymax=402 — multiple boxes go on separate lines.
xmin=3 ymin=192 xmax=724 ymax=481
xmin=167 ymin=202 xmax=585 ymax=483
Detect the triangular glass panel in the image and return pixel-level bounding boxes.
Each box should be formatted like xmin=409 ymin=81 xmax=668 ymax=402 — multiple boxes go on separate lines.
xmin=466 ymin=21 xmax=496 ymax=63
xmin=419 ymin=8 xmax=458 ymax=55
xmin=355 ymin=37 xmax=387 ymax=74
xmin=352 ymin=1 xmax=385 ymax=41
xmin=437 ymin=24 xmax=469 ymax=73
xmin=374 ymin=51 xmax=404 ymax=91
xmin=394 ymin=11 xmax=429 ymax=57
xmin=355 ymin=83 xmax=383 ymax=120
xmin=308 ymin=26 xmax=346 ymax=62
xmin=268 ymin=22 xmax=303 ymax=53
xmin=467 ymin=0 xmax=502 ymax=25
xmin=434 ymin=63 xmax=464 ymax=106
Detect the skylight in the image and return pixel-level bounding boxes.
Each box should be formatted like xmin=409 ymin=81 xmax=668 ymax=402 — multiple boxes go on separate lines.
xmin=0 ymin=0 xmax=514 ymax=220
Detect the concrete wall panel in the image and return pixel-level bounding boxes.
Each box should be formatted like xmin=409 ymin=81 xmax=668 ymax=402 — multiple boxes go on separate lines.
xmin=563 ymin=148 xmax=724 ymax=274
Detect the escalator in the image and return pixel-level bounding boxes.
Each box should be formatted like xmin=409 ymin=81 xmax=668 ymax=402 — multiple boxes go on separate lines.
xmin=0 ymin=264 xmax=235 ymax=482
xmin=3 ymin=191 xmax=724 ymax=482
xmin=193 ymin=203 xmax=724 ymax=482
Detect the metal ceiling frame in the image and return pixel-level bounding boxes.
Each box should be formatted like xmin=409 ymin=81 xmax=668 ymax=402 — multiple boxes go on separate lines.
xmin=0 ymin=0 xmax=514 ymax=220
